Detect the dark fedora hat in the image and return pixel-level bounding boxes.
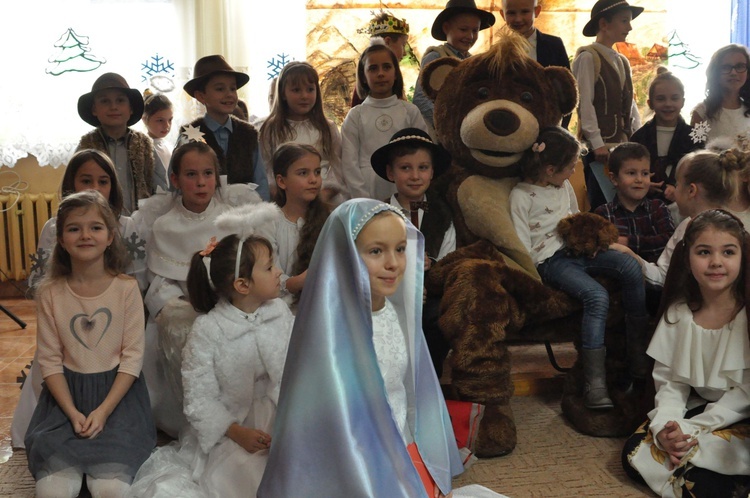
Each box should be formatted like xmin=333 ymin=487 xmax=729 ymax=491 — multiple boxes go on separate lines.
xmin=183 ymin=55 xmax=250 ymax=97
xmin=431 ymin=0 xmax=496 ymax=41
xmin=371 ymin=128 xmax=451 ymax=182
xmin=77 ymin=73 xmax=144 ymax=127
xmin=582 ymin=0 xmax=644 ymax=37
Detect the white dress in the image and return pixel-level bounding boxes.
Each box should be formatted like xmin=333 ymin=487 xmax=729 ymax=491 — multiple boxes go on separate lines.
xmin=625 ymin=304 xmax=750 ymax=497
xmin=693 ymin=102 xmax=750 ymax=144
xmin=341 ymin=94 xmax=427 ymax=200
xmin=269 ymin=211 xmax=302 ymax=306
xmin=128 ymin=298 xmax=294 ymax=498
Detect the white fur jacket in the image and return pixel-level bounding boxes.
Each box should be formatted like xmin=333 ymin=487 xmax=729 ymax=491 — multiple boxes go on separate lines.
xmin=182 ymin=298 xmax=294 ymax=453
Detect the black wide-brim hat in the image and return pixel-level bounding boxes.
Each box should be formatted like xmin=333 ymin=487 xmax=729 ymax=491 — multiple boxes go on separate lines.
xmin=77 ymin=73 xmax=144 ymax=127
xmin=371 ymin=128 xmax=451 ymax=182
xmin=583 ymin=0 xmax=644 ymax=37
xmin=431 ymin=0 xmax=496 ymax=41
xmin=183 ymin=55 xmax=250 ymax=97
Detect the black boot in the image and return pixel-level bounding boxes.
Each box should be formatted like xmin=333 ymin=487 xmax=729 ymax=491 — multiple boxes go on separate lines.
xmin=626 ymin=315 xmax=652 ymax=380
xmin=582 ymin=347 xmax=614 ymax=410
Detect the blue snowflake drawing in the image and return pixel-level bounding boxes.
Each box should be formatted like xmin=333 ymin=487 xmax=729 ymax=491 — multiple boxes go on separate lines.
xmin=267 ymin=53 xmax=292 ymax=80
xmin=141 ymin=53 xmax=175 ymax=82
xmin=125 ymin=232 xmax=147 ymax=261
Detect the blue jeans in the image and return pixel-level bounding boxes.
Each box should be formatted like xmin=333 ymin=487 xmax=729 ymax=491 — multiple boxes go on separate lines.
xmin=537 ymin=248 xmax=646 ymax=349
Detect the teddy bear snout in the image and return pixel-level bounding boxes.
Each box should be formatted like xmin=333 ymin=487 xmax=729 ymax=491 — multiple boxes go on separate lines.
xmin=484 ymin=109 xmax=521 ymax=136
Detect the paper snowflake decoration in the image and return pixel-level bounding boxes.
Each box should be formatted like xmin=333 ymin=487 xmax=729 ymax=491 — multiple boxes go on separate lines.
xmin=125 ymin=232 xmax=147 ymax=261
xmin=29 ymin=247 xmax=49 ymax=278
xmin=689 ymin=121 xmax=711 ymax=144
xmin=181 ymin=124 xmax=206 ymax=143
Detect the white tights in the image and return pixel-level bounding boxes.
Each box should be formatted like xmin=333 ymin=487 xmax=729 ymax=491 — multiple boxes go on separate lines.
xmin=36 ymin=468 xmax=131 ymax=498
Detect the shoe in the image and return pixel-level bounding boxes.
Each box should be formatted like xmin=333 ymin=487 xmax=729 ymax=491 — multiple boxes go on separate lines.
xmin=582 ymin=347 xmax=614 ymax=410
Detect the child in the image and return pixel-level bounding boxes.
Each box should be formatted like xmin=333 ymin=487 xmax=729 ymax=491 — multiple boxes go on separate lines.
xmin=128 ymin=229 xmax=293 ymax=497
xmin=412 ymin=0 xmax=495 ymax=135
xmin=372 ymin=128 xmax=455 ymax=376
xmin=691 ymin=44 xmax=750 ymax=144
xmin=259 ymin=61 xmax=345 ymax=202
xmin=341 ymin=44 xmax=428 ymax=200
xmin=24 ymin=190 xmax=155 ymax=498
xmin=594 ymin=142 xmax=675 ymax=264
xmin=622 ymin=209 xmax=750 ymax=497
xmin=615 ymin=149 xmax=747 ymax=288
xmin=258 ymin=199 xmax=511 ymax=498
xmin=271 ymin=143 xmax=331 ymax=302
xmin=12 ymin=149 xmax=148 ymax=449
xmin=350 ymin=12 xmax=411 ymax=108
xmin=573 ymin=0 xmax=643 ymax=209
xmin=77 ymin=72 xmax=155 ymax=215
xmin=178 ymin=55 xmax=270 ymax=200
xmin=142 ymin=93 xmax=174 ymax=192
xmin=631 ymin=68 xmax=700 ymax=202
xmin=499 ymin=0 xmax=571 ymax=128
xmin=142 ymin=141 xmax=239 ymax=436
xmin=510 ymin=127 xmax=650 ymax=409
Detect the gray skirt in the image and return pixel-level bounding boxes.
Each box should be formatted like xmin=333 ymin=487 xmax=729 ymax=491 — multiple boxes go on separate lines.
xmin=25 ymin=366 xmax=156 ymax=481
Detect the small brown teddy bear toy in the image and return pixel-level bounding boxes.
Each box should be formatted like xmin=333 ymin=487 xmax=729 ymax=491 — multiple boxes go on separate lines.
xmin=558 ymin=212 xmax=619 ymax=258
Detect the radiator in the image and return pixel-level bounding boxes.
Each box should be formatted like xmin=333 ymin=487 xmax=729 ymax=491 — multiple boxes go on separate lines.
xmin=0 ymin=193 xmax=58 ymax=282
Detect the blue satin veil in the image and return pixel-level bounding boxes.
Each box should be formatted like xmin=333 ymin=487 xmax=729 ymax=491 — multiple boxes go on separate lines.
xmin=257 ymin=199 xmax=463 ymax=497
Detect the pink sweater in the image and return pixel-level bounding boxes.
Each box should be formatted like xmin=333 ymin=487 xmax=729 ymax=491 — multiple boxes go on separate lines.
xmin=36 ymin=275 xmax=145 ymax=379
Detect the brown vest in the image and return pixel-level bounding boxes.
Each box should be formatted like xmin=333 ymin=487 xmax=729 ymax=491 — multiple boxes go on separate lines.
xmin=576 ymin=45 xmax=632 ymax=143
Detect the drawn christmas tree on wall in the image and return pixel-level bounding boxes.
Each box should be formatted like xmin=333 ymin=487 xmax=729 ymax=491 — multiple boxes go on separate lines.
xmin=46 ymin=28 xmax=106 ymax=76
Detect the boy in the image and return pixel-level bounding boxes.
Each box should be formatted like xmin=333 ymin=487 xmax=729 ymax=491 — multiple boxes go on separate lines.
xmin=413 ymin=0 xmax=495 ymax=135
xmin=371 ymin=127 xmax=455 ymax=376
xmin=77 ymin=72 xmax=155 ymax=214
xmin=179 ymin=55 xmax=270 ymax=200
xmin=573 ymin=0 xmax=643 ymax=209
xmin=351 ymin=12 xmax=410 ymax=107
xmin=594 ymin=143 xmax=674 ymax=263
xmin=500 ymin=0 xmax=571 ymax=128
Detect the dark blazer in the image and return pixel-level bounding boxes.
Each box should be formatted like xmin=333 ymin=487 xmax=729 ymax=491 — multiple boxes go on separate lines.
xmin=536 ymin=30 xmax=572 ymax=129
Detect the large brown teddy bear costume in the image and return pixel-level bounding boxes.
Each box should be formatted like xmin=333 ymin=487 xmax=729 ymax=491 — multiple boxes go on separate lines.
xmin=421 ymin=32 xmax=650 ymax=457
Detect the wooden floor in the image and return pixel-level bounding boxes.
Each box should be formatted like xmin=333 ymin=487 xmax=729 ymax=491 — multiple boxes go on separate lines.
xmin=0 ymin=298 xmax=35 ymax=464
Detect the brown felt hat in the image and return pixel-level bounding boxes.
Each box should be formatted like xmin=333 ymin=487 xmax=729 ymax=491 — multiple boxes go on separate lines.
xmin=183 ymin=55 xmax=249 ymax=97
xmin=582 ymin=0 xmax=643 ymax=37
xmin=371 ymin=128 xmax=451 ymax=182
xmin=77 ymin=73 xmax=144 ymax=127
xmin=431 ymin=0 xmax=496 ymax=41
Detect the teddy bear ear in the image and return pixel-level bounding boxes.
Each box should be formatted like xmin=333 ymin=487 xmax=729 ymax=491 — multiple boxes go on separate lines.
xmin=420 ymin=57 xmax=461 ymax=102
xmin=544 ymin=66 xmax=579 ymax=117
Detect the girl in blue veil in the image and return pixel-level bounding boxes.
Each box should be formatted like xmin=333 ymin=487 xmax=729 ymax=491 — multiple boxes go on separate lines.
xmin=257 ymin=198 xmax=463 ymax=497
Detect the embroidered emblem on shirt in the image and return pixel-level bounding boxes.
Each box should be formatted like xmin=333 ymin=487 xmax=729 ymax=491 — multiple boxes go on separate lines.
xmin=529 ymin=222 xmax=541 ymax=231
xmin=375 ymin=114 xmax=394 ymax=132
xmin=545 ymin=207 xmax=554 ymax=214
xmin=534 ymin=242 xmax=545 ymax=252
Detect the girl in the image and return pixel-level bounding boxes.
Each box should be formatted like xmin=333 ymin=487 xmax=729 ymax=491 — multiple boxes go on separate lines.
xmin=691 ymin=44 xmax=750 ymax=144
xmin=622 ymin=209 xmax=750 ymax=497
xmin=129 ymin=225 xmax=293 ymax=497
xmin=271 ymin=143 xmax=330 ymax=302
xmin=258 ymin=199 xmax=505 ymax=498
xmin=12 ymin=149 xmax=147 ymax=449
xmin=631 ymin=68 xmax=701 ymax=202
xmin=142 ymin=93 xmax=174 ymax=192
xmin=259 ymin=61 xmax=345 ymax=203
xmin=510 ymin=127 xmax=650 ymax=410
xmin=142 ymin=141 xmax=237 ymax=437
xmin=341 ymin=44 xmax=428 ymax=200
xmin=616 ymin=148 xmax=748 ymax=287
xmin=24 ymin=190 xmax=155 ymax=498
